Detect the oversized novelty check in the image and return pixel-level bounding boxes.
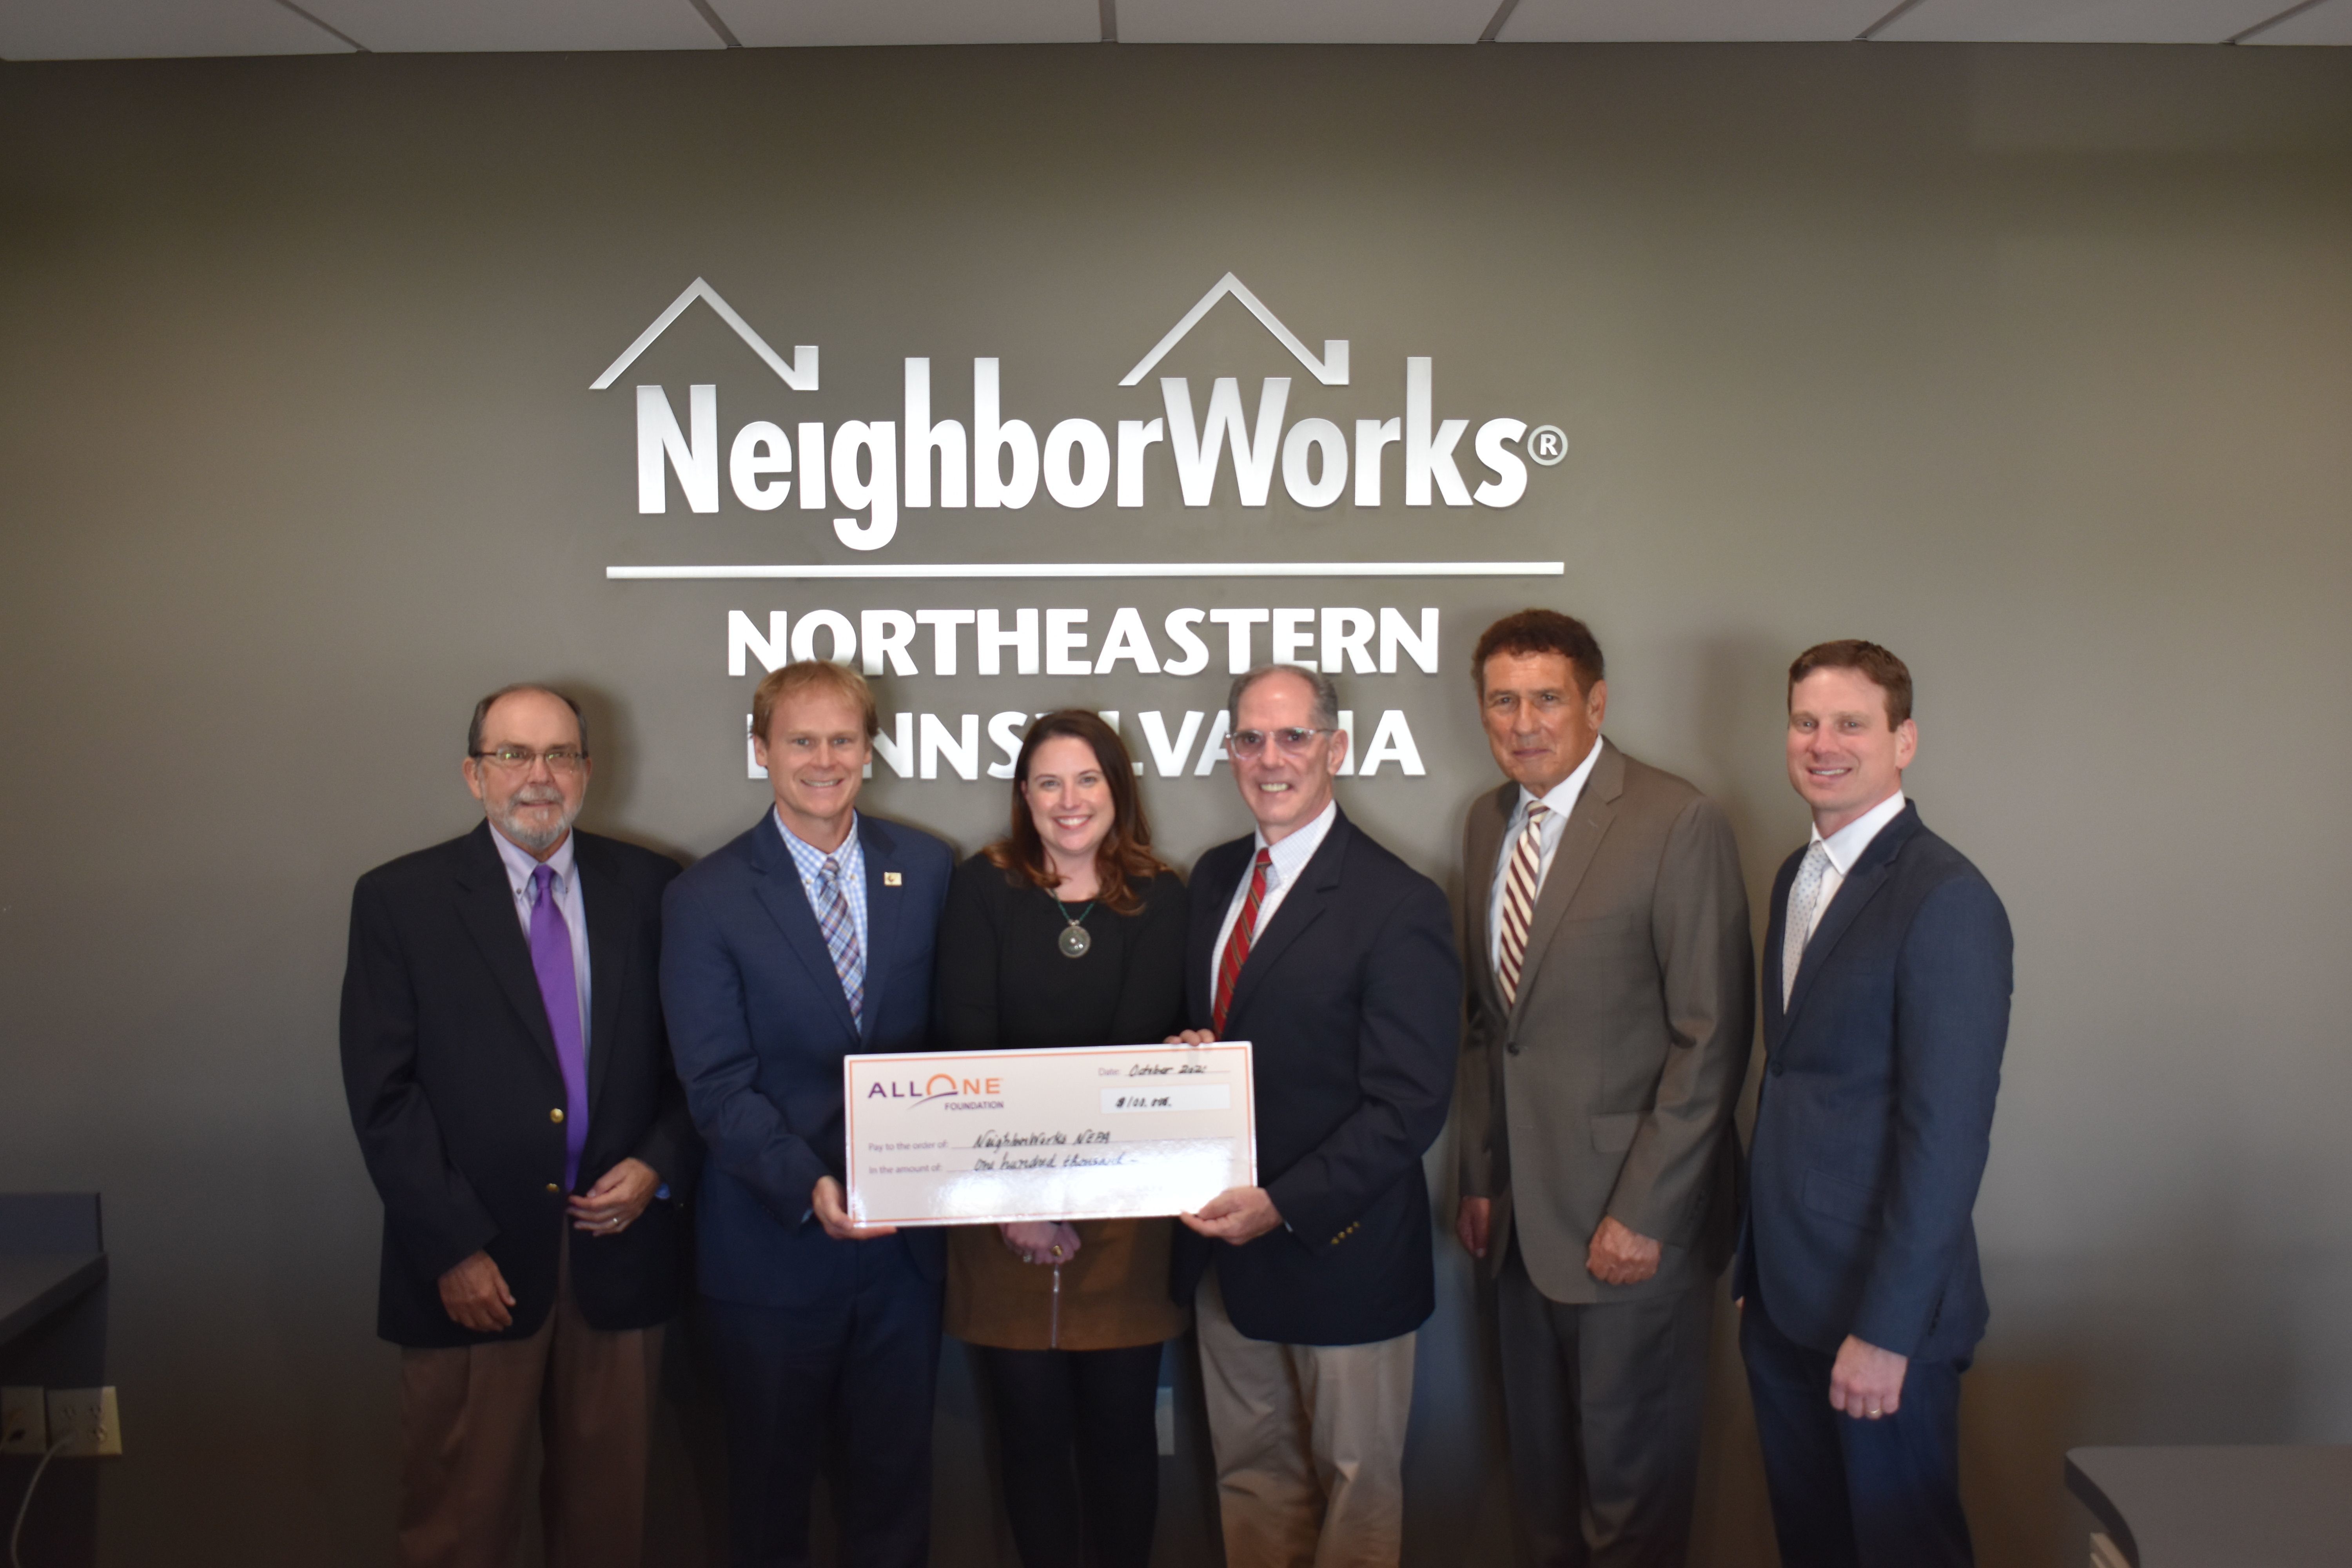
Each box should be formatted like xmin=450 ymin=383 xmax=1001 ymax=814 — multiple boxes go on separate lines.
xmin=842 ymin=1042 xmax=1256 ymax=1227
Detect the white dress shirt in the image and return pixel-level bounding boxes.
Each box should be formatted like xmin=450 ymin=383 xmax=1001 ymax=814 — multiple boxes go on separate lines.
xmin=490 ymin=824 xmax=592 ymax=1051
xmin=1209 ymin=799 xmax=1340 ymax=1002
xmin=1485 ymin=736 xmax=1606 ymax=980
xmin=1789 ymin=789 xmax=1909 ymax=953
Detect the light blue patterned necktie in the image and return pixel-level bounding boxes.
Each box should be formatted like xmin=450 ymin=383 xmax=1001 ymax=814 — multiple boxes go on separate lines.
xmin=815 ymin=856 xmax=865 ymax=1022
xmin=1782 ymin=841 xmax=1833 ymax=1008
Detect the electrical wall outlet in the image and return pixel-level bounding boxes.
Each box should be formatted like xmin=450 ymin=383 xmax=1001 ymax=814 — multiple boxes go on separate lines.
xmin=1 ymin=1387 xmax=45 ymax=1455
xmin=45 ymin=1387 xmax=121 ymax=1457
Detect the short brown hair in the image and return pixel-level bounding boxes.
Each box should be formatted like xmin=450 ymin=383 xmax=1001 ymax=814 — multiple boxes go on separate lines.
xmin=751 ymin=661 xmax=879 ymax=745
xmin=982 ymin=711 xmax=1172 ymax=916
xmin=1471 ymin=609 xmax=1606 ymax=696
xmin=1788 ymin=641 xmax=1913 ymax=727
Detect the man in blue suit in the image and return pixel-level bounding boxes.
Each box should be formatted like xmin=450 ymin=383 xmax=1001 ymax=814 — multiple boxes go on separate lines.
xmin=661 ymin=660 xmax=953 ymax=1568
xmin=1737 ymin=640 xmax=2013 ymax=1568
xmin=1170 ymin=664 xmax=1461 ymax=1567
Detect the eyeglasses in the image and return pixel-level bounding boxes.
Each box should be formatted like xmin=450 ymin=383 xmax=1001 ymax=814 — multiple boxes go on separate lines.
xmin=1225 ymin=727 xmax=1333 ymax=759
xmin=472 ymin=746 xmax=588 ymax=774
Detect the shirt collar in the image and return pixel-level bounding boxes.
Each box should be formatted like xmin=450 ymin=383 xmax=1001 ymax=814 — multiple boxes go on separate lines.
xmin=490 ymin=821 xmax=576 ymax=898
xmin=1813 ymin=790 xmax=1907 ymax=876
xmin=1517 ymin=734 xmax=1605 ymax=821
xmin=774 ymin=807 xmax=862 ymax=873
xmin=1254 ymin=799 xmax=1339 ymax=886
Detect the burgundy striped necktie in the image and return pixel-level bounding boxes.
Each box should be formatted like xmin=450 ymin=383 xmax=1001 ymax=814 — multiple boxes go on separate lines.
xmin=1212 ymin=848 xmax=1273 ymax=1036
xmin=1495 ymin=802 xmax=1552 ymax=1009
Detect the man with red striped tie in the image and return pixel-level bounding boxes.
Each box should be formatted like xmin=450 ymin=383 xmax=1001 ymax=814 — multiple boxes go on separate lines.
xmin=1168 ymin=663 xmax=1461 ymax=1568
xmin=1453 ymin=610 xmax=1753 ymax=1568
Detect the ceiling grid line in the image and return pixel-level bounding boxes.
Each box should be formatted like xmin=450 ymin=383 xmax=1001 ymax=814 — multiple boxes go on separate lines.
xmin=1 ymin=0 xmax=2346 ymax=62
xmin=685 ymin=0 xmax=742 ymax=48
xmin=271 ymin=0 xmax=367 ymax=51
xmin=2232 ymin=0 xmax=2334 ymax=40
xmin=1860 ymin=0 xmax=1932 ymax=39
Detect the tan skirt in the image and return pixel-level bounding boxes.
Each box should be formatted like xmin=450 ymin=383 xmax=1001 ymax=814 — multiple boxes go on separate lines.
xmin=944 ymin=1217 xmax=1189 ymax=1351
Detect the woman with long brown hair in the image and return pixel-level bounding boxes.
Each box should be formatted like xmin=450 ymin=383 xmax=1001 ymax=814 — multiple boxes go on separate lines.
xmin=934 ymin=710 xmax=1189 ymax=1568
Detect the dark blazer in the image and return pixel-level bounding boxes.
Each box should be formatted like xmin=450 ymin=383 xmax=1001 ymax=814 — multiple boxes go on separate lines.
xmin=1735 ymin=802 xmax=2013 ymax=1363
xmin=661 ymin=810 xmax=953 ymax=1307
xmin=340 ymin=822 xmax=696 ymax=1348
xmin=1171 ymin=807 xmax=1461 ymax=1347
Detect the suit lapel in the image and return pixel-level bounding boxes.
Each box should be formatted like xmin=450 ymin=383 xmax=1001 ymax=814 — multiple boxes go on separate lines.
xmin=451 ymin=823 xmax=563 ymax=1077
xmin=1190 ymin=840 xmax=1250 ymax=1026
xmin=573 ymin=834 xmax=629 ymax=1123
xmin=1226 ymin=811 xmax=1349 ymax=1029
xmin=748 ymin=813 xmax=862 ymax=1044
xmin=857 ymin=817 xmax=903 ymax=1047
xmin=1762 ymin=855 xmax=1798 ymax=1050
xmin=1780 ymin=804 xmax=1922 ymax=1036
xmin=1507 ymin=741 xmax=1622 ymax=1031
xmin=1463 ymin=784 xmax=1512 ymax=1019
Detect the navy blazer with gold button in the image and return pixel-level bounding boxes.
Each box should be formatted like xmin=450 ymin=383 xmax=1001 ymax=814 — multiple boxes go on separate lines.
xmin=1170 ymin=806 xmax=1461 ymax=1347
xmin=340 ymin=822 xmax=697 ymax=1348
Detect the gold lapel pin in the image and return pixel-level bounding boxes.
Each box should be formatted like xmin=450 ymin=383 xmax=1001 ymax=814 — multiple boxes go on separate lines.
xmin=883 ymin=871 xmax=902 ymax=887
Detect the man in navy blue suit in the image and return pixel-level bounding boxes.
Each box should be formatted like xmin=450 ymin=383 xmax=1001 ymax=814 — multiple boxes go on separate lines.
xmin=661 ymin=660 xmax=953 ymax=1568
xmin=1737 ymin=641 xmax=2013 ymax=1568
xmin=1169 ymin=664 xmax=1461 ymax=1568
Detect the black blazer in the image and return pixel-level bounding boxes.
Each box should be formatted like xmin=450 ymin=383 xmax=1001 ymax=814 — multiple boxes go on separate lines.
xmin=340 ymin=822 xmax=697 ymax=1348
xmin=661 ymin=811 xmax=953 ymax=1307
xmin=1735 ymin=803 xmax=2013 ymax=1363
xmin=1171 ymin=808 xmax=1461 ymax=1346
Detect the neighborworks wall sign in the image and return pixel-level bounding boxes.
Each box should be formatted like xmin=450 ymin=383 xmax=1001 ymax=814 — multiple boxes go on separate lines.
xmin=591 ymin=274 xmax=1570 ymax=785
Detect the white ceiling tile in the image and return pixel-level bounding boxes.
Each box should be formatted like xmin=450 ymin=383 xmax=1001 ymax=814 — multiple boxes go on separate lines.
xmin=0 ymin=0 xmax=349 ymax=59
xmin=303 ymin=0 xmax=720 ymax=52
xmin=708 ymin=0 xmax=1098 ymax=46
xmin=1873 ymin=0 xmax=2290 ymax=42
xmin=2240 ymin=0 xmax=2352 ymax=42
xmin=1116 ymin=0 xmax=1496 ymax=44
xmin=1500 ymin=0 xmax=1893 ymax=42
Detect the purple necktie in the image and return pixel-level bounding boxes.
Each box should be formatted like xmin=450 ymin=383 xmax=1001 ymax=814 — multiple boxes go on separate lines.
xmin=529 ymin=864 xmax=589 ymax=1191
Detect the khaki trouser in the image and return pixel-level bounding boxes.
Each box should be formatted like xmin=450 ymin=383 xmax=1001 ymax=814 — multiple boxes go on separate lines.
xmin=1194 ymin=1270 xmax=1417 ymax=1568
xmin=396 ymin=1235 xmax=662 ymax=1568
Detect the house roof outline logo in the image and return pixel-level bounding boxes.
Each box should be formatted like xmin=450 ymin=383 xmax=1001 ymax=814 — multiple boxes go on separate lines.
xmin=1120 ymin=274 xmax=1348 ymax=388
xmin=590 ymin=278 xmax=818 ymax=392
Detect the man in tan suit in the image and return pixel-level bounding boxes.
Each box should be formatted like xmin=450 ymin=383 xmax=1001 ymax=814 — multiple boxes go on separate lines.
xmin=1455 ymin=610 xmax=1753 ymax=1568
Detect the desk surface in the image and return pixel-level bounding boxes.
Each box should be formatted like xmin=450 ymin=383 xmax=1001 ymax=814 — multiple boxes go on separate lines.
xmin=0 ymin=1253 xmax=107 ymax=1351
xmin=2067 ymin=1445 xmax=2352 ymax=1568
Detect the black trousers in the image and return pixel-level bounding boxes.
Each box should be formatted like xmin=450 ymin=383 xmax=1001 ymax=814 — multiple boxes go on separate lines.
xmin=1739 ymin=1292 xmax=1973 ymax=1568
xmin=973 ymin=1343 xmax=1164 ymax=1568
xmin=701 ymin=1238 xmax=942 ymax=1568
xmin=1496 ymin=1241 xmax=1713 ymax=1568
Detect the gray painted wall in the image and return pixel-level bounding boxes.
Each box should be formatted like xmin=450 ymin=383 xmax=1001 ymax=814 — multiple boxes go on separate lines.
xmin=2 ymin=40 xmax=2348 ymax=1567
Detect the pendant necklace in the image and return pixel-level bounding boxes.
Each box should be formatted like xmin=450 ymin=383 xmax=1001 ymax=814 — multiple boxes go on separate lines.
xmin=1053 ymin=896 xmax=1096 ymax=958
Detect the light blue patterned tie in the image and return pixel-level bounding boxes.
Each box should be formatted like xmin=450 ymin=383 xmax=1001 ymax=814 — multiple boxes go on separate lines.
xmin=815 ymin=856 xmax=864 ymax=1022
xmin=1782 ymin=840 xmax=1833 ymax=1008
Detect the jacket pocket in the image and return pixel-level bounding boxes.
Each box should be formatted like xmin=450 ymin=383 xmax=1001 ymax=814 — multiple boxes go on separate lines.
xmin=1802 ymin=1167 xmax=1883 ymax=1231
xmin=1590 ymin=1112 xmax=1641 ymax=1154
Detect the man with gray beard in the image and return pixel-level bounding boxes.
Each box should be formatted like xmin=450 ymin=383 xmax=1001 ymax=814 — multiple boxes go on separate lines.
xmin=340 ymin=684 xmax=696 ymax=1568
